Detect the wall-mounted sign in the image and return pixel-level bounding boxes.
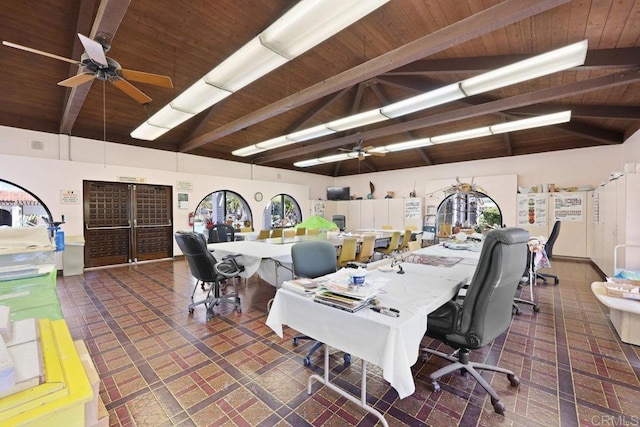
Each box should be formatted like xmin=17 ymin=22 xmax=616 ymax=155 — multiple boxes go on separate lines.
xmin=178 ymin=193 xmax=189 ymax=209
xmin=404 ymin=198 xmax=422 ymax=219
xmin=554 ymin=193 xmax=584 ymax=222
xmin=118 ymin=176 xmax=146 ymax=183
xmin=60 ymin=190 xmax=80 ymax=204
xmin=176 ymin=181 xmax=193 ymax=192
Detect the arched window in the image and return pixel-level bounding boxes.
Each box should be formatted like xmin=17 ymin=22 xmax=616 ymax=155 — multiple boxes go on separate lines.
xmin=0 ymin=180 xmax=51 ymax=227
xmin=193 ymin=190 xmax=252 ymax=234
xmin=265 ymin=194 xmax=302 ymax=229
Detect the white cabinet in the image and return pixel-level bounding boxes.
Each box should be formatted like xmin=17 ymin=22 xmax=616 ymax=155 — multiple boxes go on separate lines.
xmin=333 ymin=197 xmax=424 ymax=231
xmin=590 ymin=174 xmax=640 ymax=276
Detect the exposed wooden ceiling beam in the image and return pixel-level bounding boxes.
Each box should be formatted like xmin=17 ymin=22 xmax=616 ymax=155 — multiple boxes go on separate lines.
xmin=180 ymin=0 xmax=571 ymax=153
xmin=383 ymin=48 xmax=640 ymax=75
xmin=257 ymin=68 xmax=640 ymax=164
xmin=59 ymin=0 xmax=130 ymax=134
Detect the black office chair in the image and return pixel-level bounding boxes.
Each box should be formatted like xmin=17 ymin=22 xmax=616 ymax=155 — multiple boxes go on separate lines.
xmin=537 ymin=220 xmax=561 ymax=285
xmin=422 ymin=228 xmax=528 ymax=415
xmin=208 ymin=223 xmax=236 ymax=243
xmin=175 ymin=231 xmax=244 ymax=321
xmin=290 ymin=240 xmax=351 ymax=367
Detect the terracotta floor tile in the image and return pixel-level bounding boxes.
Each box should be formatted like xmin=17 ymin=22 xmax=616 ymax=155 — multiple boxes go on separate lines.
xmin=56 ymin=258 xmax=640 ymax=426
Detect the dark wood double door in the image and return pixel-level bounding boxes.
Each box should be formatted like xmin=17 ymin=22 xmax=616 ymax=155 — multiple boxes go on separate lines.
xmin=84 ymin=181 xmax=173 ymax=268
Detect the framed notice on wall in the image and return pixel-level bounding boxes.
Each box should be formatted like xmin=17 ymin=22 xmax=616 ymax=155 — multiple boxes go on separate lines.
xmin=404 ymin=198 xmax=422 ymax=219
xmin=553 ymin=193 xmax=584 ymax=222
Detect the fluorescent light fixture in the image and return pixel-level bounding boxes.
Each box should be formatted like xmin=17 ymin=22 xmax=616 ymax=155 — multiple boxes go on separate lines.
xmin=383 ymin=138 xmax=433 ymax=152
xmin=133 ymin=0 xmax=389 ymax=140
xmin=293 ymin=158 xmax=322 ymax=167
xmin=490 ymin=110 xmax=571 ymax=134
xmin=381 ymin=84 xmax=465 ymax=118
xmin=170 ymin=79 xmax=232 ymax=114
xmin=232 ymin=145 xmax=266 ymax=157
xmin=130 ymin=122 xmax=171 ymax=140
xmin=326 ymin=109 xmax=387 ymax=131
xmin=147 ymin=105 xmax=195 ymax=129
xmin=294 ymin=111 xmax=572 ymax=167
xmin=431 ymin=127 xmax=492 ymax=144
xmin=205 ymin=38 xmax=289 ymax=92
xmin=260 ymin=0 xmax=390 ymax=59
xmin=256 ymin=135 xmax=292 ymax=149
xmin=287 ymin=124 xmax=335 ymax=142
xmin=460 ymin=40 xmax=588 ymax=96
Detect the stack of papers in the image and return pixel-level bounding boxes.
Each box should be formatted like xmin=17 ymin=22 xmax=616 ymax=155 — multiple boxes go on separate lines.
xmin=313 ymin=281 xmax=379 ymax=312
xmin=281 ymin=278 xmax=318 ymax=296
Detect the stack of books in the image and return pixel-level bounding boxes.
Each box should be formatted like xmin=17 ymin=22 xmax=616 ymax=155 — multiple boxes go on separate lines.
xmin=313 ymin=281 xmax=378 ymax=313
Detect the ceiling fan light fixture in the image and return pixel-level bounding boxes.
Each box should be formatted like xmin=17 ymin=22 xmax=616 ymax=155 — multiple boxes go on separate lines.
xmin=287 ymin=124 xmax=336 ymax=142
xmin=260 ymin=0 xmax=389 ymax=59
xmin=170 ymin=79 xmax=232 ymax=114
xmin=205 ymin=38 xmax=288 ymax=92
xmin=460 ymin=39 xmax=588 ymax=96
xmin=431 ymin=127 xmax=492 ymax=144
xmin=490 ymin=111 xmax=571 ymax=134
xmin=130 ymin=121 xmax=171 ymax=140
xmin=380 ymin=84 xmax=465 ymax=118
xmin=326 ymin=109 xmax=387 ymax=132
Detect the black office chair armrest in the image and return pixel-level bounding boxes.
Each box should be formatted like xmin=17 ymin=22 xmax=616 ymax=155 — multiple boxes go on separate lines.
xmin=427 ymin=300 xmax=462 ymax=334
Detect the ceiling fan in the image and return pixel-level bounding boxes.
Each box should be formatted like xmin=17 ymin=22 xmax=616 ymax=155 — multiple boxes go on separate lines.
xmin=338 ymin=139 xmax=386 ymax=161
xmin=2 ymin=33 xmax=173 ymax=104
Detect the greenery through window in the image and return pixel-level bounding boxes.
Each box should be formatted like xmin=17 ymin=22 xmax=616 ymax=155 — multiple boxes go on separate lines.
xmin=193 ymin=190 xmax=252 ymax=234
xmin=266 ymin=194 xmax=302 ymax=229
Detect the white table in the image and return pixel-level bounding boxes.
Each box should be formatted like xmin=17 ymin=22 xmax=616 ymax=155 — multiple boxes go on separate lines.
xmin=266 ymin=258 xmax=472 ymax=426
xmin=591 ymin=282 xmax=640 ymax=345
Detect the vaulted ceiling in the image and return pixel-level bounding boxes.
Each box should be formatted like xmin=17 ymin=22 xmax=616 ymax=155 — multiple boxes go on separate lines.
xmin=1 ymin=0 xmax=639 ymax=177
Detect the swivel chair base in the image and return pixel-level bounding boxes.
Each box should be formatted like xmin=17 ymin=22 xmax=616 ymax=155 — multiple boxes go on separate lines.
xmin=513 ymin=298 xmax=539 ymax=315
xmin=422 ymin=347 xmax=520 ymax=415
xmin=537 ymin=272 xmax=559 ymax=285
xmin=293 ymin=335 xmax=351 ymax=367
xmin=188 ymin=280 xmax=241 ymax=321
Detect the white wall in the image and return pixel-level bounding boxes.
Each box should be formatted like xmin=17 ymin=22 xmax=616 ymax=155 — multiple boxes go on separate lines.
xmin=1 ymin=124 xmax=638 ymax=257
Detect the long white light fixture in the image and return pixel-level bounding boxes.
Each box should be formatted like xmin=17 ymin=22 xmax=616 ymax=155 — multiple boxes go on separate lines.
xmin=235 ymin=40 xmax=587 ymax=157
xmin=131 ymin=0 xmax=389 ymax=140
xmin=294 ymin=111 xmax=571 ymax=167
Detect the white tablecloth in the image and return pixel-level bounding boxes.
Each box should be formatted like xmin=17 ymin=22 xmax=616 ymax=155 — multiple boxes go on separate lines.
xmin=266 ymin=261 xmax=470 ymax=399
xmin=208 ymin=241 xmax=294 ymax=286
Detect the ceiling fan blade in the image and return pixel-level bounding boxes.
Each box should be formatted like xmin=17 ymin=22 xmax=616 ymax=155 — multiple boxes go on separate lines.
xmin=362 ymin=146 xmax=376 ymax=151
xmin=112 ymin=78 xmax=152 ymax=104
xmin=57 ymin=73 xmax=95 ymax=87
xmin=368 ymin=151 xmax=386 ymax=157
xmin=77 ymin=33 xmax=107 ymax=66
xmin=121 ymin=69 xmax=174 ymax=88
xmin=2 ymin=40 xmax=79 ymax=65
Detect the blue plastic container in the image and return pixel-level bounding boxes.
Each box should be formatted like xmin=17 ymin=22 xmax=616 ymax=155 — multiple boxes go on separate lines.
xmin=55 ymin=230 xmax=65 ymax=252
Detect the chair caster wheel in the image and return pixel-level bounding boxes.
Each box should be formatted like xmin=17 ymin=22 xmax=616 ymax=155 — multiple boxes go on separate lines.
xmin=188 ymin=308 xmax=194 ymax=314
xmin=293 ymin=338 xmax=299 ymax=346
xmin=491 ymin=398 xmax=505 ymax=415
xmin=430 ymin=381 xmax=440 ymax=392
xmin=343 ymin=354 xmax=351 ymax=367
xmin=507 ymin=373 xmax=520 ymax=387
xmin=236 ymin=307 xmax=242 ymax=313
xmin=554 ymin=279 xmax=559 ymax=285
xmin=533 ymin=305 xmax=540 ymax=312
xmin=304 ymin=356 xmax=311 ymax=366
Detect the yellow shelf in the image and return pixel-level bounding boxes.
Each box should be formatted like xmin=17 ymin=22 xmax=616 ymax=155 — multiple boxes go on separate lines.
xmin=0 ymin=319 xmax=93 ymax=426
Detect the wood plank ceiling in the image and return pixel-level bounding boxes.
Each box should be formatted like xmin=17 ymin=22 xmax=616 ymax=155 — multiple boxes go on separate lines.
xmin=1 ymin=0 xmax=639 ymax=177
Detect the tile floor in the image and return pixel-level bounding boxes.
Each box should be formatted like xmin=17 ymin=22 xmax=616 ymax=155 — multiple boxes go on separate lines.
xmin=56 ymin=258 xmax=640 ymax=426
